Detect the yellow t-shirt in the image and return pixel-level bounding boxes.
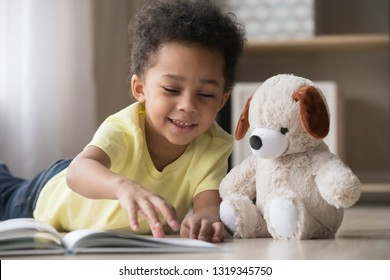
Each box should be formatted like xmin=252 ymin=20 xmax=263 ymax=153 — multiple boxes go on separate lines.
xmin=34 ymin=102 xmax=233 ymax=234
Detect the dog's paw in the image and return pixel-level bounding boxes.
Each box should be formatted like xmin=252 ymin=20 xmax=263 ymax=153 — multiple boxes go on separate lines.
xmin=220 ymin=200 xmax=238 ymax=234
xmin=334 ymin=178 xmax=362 ymax=208
xmin=268 ymin=197 xmax=298 ymax=239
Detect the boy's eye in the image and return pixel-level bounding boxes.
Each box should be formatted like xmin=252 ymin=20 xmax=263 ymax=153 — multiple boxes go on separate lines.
xmin=198 ymin=93 xmax=214 ymax=98
xmin=162 ymin=87 xmax=179 ymax=94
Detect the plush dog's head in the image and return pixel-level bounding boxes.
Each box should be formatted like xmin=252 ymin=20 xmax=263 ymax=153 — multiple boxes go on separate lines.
xmin=235 ymin=74 xmax=330 ymax=159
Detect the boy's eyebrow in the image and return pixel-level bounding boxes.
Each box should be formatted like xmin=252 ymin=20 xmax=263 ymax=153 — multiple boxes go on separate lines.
xmin=162 ymin=74 xmax=220 ymax=87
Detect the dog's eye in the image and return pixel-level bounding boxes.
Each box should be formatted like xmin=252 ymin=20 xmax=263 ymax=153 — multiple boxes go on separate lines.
xmin=280 ymin=127 xmax=289 ymax=135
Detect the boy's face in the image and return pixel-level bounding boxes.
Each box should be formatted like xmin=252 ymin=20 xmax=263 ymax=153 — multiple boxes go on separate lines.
xmin=132 ymin=42 xmax=229 ymax=148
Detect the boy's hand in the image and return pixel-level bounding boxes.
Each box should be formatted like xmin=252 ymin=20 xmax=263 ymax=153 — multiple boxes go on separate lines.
xmin=180 ymin=214 xmax=225 ymax=243
xmin=180 ymin=190 xmax=225 ymax=243
xmin=116 ymin=180 xmax=180 ymax=238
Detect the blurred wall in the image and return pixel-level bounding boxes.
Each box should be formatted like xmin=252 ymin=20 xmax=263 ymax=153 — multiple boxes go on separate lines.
xmin=93 ymin=0 xmax=142 ymax=125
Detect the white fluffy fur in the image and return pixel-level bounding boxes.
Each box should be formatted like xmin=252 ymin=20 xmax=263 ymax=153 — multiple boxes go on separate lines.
xmin=269 ymin=197 xmax=298 ymax=238
xmin=219 ymin=74 xmax=361 ymax=240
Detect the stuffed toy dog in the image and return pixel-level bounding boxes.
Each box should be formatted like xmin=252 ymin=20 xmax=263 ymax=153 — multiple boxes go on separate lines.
xmin=219 ymin=74 xmax=361 ymax=239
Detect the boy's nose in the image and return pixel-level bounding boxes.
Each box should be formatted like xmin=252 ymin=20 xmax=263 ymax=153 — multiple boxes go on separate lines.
xmin=177 ymin=94 xmax=197 ymax=112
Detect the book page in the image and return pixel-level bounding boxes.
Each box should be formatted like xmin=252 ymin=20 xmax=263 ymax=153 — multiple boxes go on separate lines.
xmin=62 ymin=229 xmax=220 ymax=254
xmin=0 ymin=218 xmax=66 ymax=255
xmin=0 ymin=218 xmax=60 ymax=236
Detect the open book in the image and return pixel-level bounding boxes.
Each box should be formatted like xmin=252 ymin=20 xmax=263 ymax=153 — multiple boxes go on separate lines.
xmin=0 ymin=218 xmax=220 ymax=256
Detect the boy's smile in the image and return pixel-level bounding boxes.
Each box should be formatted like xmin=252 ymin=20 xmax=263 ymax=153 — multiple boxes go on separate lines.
xmin=169 ymin=118 xmax=198 ymax=131
xmin=131 ymin=42 xmax=229 ymax=169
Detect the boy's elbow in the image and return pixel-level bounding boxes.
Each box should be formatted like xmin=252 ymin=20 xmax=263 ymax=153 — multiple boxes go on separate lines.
xmin=65 ymin=159 xmax=79 ymax=191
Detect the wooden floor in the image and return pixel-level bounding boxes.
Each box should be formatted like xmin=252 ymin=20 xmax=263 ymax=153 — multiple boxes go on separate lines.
xmin=3 ymin=203 xmax=389 ymax=260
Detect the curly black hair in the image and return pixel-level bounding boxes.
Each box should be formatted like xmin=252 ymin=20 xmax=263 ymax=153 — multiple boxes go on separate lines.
xmin=128 ymin=0 xmax=246 ymax=92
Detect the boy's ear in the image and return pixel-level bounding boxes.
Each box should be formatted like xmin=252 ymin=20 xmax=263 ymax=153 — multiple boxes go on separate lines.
xmin=218 ymin=91 xmax=230 ymax=111
xmin=131 ymin=75 xmax=146 ymax=103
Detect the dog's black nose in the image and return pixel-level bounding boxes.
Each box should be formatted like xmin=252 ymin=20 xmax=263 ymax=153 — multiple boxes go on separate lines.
xmin=250 ymin=135 xmax=262 ymax=150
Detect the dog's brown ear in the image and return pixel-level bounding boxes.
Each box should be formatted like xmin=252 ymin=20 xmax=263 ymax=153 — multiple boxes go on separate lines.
xmin=235 ymin=95 xmax=252 ymax=140
xmin=292 ymin=86 xmax=329 ymax=139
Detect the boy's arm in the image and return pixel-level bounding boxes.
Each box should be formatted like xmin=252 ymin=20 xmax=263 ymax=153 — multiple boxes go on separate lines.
xmin=180 ymin=190 xmax=224 ymax=243
xmin=66 ymin=145 xmax=179 ymax=237
xmin=66 ymin=145 xmax=122 ymax=199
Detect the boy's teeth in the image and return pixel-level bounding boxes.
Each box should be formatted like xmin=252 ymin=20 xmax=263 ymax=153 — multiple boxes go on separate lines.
xmin=172 ymin=119 xmax=192 ymax=126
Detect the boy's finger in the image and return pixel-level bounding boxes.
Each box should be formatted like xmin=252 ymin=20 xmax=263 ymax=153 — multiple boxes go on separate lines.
xmin=127 ymin=204 xmax=140 ymax=231
xmin=151 ymin=197 xmax=180 ymax=231
xmin=198 ymin=220 xmax=212 ymax=241
xmin=138 ymin=199 xmax=165 ymax=237
xmin=149 ymin=220 xmax=165 ymax=238
xmin=189 ymin=218 xmax=201 ymax=239
xmin=180 ymin=220 xmax=190 ymax=238
xmin=211 ymin=222 xmax=225 ymax=243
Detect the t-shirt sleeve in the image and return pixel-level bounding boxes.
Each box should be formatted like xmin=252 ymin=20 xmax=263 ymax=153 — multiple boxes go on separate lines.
xmin=86 ymin=116 xmax=142 ymax=172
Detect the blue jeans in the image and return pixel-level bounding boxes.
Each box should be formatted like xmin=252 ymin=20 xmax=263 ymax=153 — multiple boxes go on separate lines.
xmin=0 ymin=159 xmax=72 ymax=220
